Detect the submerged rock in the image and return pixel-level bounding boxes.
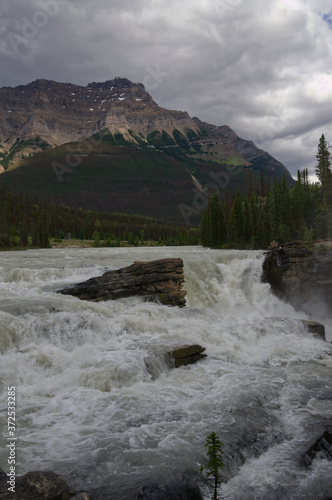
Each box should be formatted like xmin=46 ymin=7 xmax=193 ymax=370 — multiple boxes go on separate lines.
xmin=88 ymin=471 xmax=203 ymax=500
xmin=301 ymin=430 xmax=332 ymax=467
xmin=0 ymin=468 xmax=203 ymax=500
xmin=58 ymin=258 xmax=186 ymax=307
xmin=301 ymin=320 xmax=326 ymax=340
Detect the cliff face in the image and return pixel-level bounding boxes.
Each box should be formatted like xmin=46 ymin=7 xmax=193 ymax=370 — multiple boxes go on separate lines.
xmin=0 ymin=77 xmax=294 ymax=185
xmin=0 ymin=77 xmax=199 ymax=148
xmin=192 ymin=118 xmax=293 ymax=181
xmin=262 ymin=241 xmax=332 ymax=314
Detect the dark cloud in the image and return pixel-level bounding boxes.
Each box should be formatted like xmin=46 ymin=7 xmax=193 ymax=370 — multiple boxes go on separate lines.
xmin=1 ymin=0 xmax=332 ymax=178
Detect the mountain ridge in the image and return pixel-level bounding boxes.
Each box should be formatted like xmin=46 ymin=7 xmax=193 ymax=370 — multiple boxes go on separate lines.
xmin=0 ymin=77 xmax=294 ymax=223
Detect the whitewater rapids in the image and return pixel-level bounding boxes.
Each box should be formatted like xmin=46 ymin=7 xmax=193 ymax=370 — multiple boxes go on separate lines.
xmin=0 ymin=246 xmax=331 ymax=499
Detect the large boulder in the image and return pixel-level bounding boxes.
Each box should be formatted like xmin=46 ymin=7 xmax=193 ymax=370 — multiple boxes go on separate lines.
xmin=262 ymin=241 xmax=332 ymax=314
xmin=0 ymin=469 xmax=88 ymax=500
xmin=59 ymin=258 xmax=186 ymax=307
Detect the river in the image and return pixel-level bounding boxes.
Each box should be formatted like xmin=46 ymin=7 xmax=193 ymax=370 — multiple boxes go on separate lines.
xmin=0 ymin=247 xmax=331 ymax=499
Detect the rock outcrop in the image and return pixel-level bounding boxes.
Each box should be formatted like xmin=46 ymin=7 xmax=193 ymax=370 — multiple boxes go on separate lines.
xmin=167 ymin=344 xmax=207 ymax=368
xmin=262 ymin=241 xmax=332 ymax=314
xmin=301 ymin=320 xmax=326 ymax=340
xmin=0 ymin=78 xmax=199 ymax=148
xmin=301 ymin=429 xmax=332 ymax=467
xmin=0 ymin=78 xmax=294 ymax=185
xmin=145 ymin=344 xmax=207 ymax=377
xmin=59 ymin=258 xmax=186 ymax=307
xmin=0 ymin=468 xmax=90 ymax=499
xmin=0 ymin=469 xmax=203 ymax=500
xmin=89 ymin=471 xmax=204 ymax=500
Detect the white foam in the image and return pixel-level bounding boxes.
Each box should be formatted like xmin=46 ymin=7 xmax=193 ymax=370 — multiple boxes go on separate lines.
xmin=0 ymin=247 xmax=330 ymax=498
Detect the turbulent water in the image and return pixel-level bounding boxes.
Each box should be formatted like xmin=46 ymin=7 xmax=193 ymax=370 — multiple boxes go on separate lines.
xmin=0 ymin=246 xmax=331 ymax=499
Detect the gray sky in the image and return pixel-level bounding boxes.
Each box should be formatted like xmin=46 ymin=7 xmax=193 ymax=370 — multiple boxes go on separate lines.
xmin=1 ymin=0 xmax=332 ymax=179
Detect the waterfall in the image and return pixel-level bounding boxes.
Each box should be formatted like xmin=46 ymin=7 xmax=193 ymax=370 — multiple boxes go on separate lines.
xmin=0 ymin=247 xmax=331 ymax=499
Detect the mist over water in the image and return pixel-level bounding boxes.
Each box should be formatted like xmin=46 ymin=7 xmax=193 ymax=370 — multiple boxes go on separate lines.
xmin=0 ymin=247 xmax=331 ymax=499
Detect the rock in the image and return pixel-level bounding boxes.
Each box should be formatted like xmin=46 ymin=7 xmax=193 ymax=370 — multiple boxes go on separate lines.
xmin=0 ymin=469 xmax=77 ymax=499
xmin=0 ymin=78 xmax=201 ymax=149
xmin=88 ymin=471 xmax=203 ymax=500
xmin=145 ymin=344 xmax=206 ymax=378
xmin=262 ymin=241 xmax=332 ymax=314
xmin=301 ymin=320 xmax=326 ymax=340
xmin=59 ymin=258 xmax=186 ymax=307
xmin=301 ymin=430 xmax=332 ymax=467
xmin=167 ymin=344 xmax=207 ymax=368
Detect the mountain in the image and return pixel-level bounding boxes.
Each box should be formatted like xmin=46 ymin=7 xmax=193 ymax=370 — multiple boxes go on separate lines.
xmin=0 ymin=77 xmax=294 ymax=223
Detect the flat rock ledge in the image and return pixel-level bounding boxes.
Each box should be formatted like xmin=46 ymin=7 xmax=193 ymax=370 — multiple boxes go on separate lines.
xmin=58 ymin=258 xmax=186 ymax=307
xmin=145 ymin=344 xmax=207 ymax=377
xmin=167 ymin=344 xmax=207 ymax=368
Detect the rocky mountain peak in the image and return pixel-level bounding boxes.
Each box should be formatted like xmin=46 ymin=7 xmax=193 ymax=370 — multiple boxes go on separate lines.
xmin=0 ymin=77 xmax=194 ymax=147
xmin=0 ymin=77 xmax=294 ymax=187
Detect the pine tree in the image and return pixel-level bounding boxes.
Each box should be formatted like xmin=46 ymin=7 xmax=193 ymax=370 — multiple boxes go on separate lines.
xmin=31 ymin=205 xmax=50 ymax=248
xmin=18 ymin=221 xmax=29 ymax=247
xmin=200 ymin=198 xmax=211 ymax=247
xmin=210 ymin=192 xmax=225 ymax=248
xmin=39 ymin=208 xmax=50 ymax=248
xmin=315 ymin=134 xmax=332 ymax=193
xmin=200 ymin=432 xmax=225 ymax=500
xmin=248 ymin=193 xmax=259 ymax=247
xmin=0 ymin=207 xmax=10 ymax=247
xmin=229 ymin=191 xmax=243 ymax=246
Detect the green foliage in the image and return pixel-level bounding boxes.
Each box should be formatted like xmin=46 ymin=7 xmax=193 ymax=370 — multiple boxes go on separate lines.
xmin=200 ymin=136 xmax=332 ymax=248
xmin=92 ymin=230 xmax=100 ymax=247
xmin=31 ymin=205 xmax=50 ymax=248
xmin=172 ymin=128 xmax=191 ymax=151
xmin=303 ymin=226 xmax=314 ymax=249
xmin=0 ymin=186 xmax=200 ymax=249
xmin=0 ymin=136 xmax=50 ymax=171
xmin=200 ymin=432 xmax=225 ymax=500
xmin=201 ymin=191 xmax=227 ymax=248
xmin=315 ymin=134 xmax=332 ymax=197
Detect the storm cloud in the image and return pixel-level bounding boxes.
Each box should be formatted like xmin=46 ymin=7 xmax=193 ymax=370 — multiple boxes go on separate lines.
xmin=1 ymin=0 xmax=332 ymax=178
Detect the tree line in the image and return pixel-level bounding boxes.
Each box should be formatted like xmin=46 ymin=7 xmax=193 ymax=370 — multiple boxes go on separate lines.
xmin=201 ymin=134 xmax=332 ymax=249
xmin=0 ymin=189 xmax=200 ymax=249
